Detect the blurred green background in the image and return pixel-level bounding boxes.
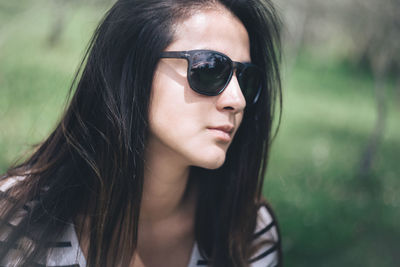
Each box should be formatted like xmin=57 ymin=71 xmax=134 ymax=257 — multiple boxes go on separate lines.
xmin=0 ymin=0 xmax=399 ymax=266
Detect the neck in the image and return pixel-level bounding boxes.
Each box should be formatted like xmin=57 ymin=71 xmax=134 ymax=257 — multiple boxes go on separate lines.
xmin=74 ymin=140 xmax=197 ymax=260
xmin=141 ymin=141 xmax=193 ymax=223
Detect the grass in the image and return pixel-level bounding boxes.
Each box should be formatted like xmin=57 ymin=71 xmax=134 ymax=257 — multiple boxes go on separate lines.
xmin=1 ymin=2 xmax=399 ymax=266
xmin=264 ymin=55 xmax=400 ymax=266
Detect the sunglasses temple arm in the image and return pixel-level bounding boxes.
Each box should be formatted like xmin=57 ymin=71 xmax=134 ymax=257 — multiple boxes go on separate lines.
xmin=159 ymin=51 xmax=189 ymax=59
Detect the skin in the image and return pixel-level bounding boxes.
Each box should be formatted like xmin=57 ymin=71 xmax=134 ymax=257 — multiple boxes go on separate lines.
xmin=136 ymin=6 xmax=250 ymax=267
xmin=78 ymin=6 xmax=251 ymax=267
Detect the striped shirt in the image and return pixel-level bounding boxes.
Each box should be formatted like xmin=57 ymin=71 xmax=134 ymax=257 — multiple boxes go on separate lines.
xmin=1 ymin=177 xmax=281 ymax=266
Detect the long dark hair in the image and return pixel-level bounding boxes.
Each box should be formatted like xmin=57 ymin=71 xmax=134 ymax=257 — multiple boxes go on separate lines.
xmin=0 ymin=0 xmax=282 ymax=266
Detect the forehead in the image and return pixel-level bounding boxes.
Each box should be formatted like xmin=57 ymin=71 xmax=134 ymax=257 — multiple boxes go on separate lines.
xmin=166 ymin=8 xmax=251 ymax=63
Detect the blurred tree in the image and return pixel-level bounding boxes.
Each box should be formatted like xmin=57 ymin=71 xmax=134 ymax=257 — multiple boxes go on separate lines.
xmin=348 ymin=0 xmax=400 ymax=178
xmin=47 ymin=0 xmax=115 ymax=47
xmin=0 ymin=0 xmax=33 ymax=48
xmin=276 ymin=0 xmax=400 ymax=178
xmin=47 ymin=0 xmax=70 ymax=46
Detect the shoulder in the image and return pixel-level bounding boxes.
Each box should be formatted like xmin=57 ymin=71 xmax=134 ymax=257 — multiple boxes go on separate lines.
xmin=0 ymin=176 xmax=86 ymax=266
xmin=44 ymin=223 xmax=87 ymax=266
xmin=249 ymin=203 xmax=282 ymax=267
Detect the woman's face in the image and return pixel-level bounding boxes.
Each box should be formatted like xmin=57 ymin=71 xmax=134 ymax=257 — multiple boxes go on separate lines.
xmin=148 ymin=7 xmax=250 ymax=169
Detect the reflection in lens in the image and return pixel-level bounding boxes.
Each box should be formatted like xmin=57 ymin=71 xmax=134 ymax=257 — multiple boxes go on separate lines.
xmin=190 ymin=52 xmax=231 ymax=95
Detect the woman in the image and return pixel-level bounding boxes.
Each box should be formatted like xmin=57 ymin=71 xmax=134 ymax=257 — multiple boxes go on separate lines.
xmin=0 ymin=0 xmax=282 ymax=266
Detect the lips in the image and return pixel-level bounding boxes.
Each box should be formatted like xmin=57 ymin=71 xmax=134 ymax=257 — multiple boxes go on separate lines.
xmin=207 ymin=125 xmax=234 ymax=142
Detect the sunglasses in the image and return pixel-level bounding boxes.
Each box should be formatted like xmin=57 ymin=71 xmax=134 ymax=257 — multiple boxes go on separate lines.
xmin=159 ymin=49 xmax=263 ymax=105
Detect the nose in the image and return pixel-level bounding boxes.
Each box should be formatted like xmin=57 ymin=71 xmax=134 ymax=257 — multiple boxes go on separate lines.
xmin=216 ymin=74 xmax=246 ymax=113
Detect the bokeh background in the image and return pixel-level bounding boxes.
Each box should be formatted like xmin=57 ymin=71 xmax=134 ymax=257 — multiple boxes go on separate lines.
xmin=0 ymin=0 xmax=399 ymax=266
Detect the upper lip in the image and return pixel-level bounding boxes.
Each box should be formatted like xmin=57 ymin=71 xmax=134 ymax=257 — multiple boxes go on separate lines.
xmin=208 ymin=125 xmax=234 ymax=134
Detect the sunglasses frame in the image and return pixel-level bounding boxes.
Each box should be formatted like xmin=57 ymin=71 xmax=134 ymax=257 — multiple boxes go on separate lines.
xmin=159 ymin=49 xmax=263 ymax=104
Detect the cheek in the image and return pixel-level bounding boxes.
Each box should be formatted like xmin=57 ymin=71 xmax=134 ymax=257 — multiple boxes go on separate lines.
xmin=149 ymin=99 xmax=205 ymax=145
xmin=148 ymin=67 xmax=236 ymax=169
xmin=149 ymin=66 xmax=213 ymax=137
xmin=149 ymin=69 xmax=205 ymax=148
xmin=236 ymin=112 xmax=244 ymax=128
xmin=150 ymin=71 xmax=195 ymax=134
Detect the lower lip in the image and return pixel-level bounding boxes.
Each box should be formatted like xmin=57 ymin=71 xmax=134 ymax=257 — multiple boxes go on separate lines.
xmin=207 ymin=128 xmax=232 ymax=142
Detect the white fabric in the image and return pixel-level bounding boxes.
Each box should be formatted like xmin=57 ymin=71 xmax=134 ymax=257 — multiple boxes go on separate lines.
xmin=44 ymin=206 xmax=279 ymax=266
xmin=0 ymin=176 xmax=279 ymax=266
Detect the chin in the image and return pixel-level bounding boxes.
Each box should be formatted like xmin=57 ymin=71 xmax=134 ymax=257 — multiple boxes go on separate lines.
xmin=193 ymin=149 xmax=227 ymax=170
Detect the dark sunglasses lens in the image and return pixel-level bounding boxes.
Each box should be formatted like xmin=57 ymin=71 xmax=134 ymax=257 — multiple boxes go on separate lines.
xmin=189 ymin=52 xmax=231 ymax=95
xmin=239 ymin=66 xmax=262 ymax=104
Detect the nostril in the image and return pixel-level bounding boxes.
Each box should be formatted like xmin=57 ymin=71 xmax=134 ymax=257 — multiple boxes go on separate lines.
xmin=223 ymin=106 xmax=234 ymax=110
